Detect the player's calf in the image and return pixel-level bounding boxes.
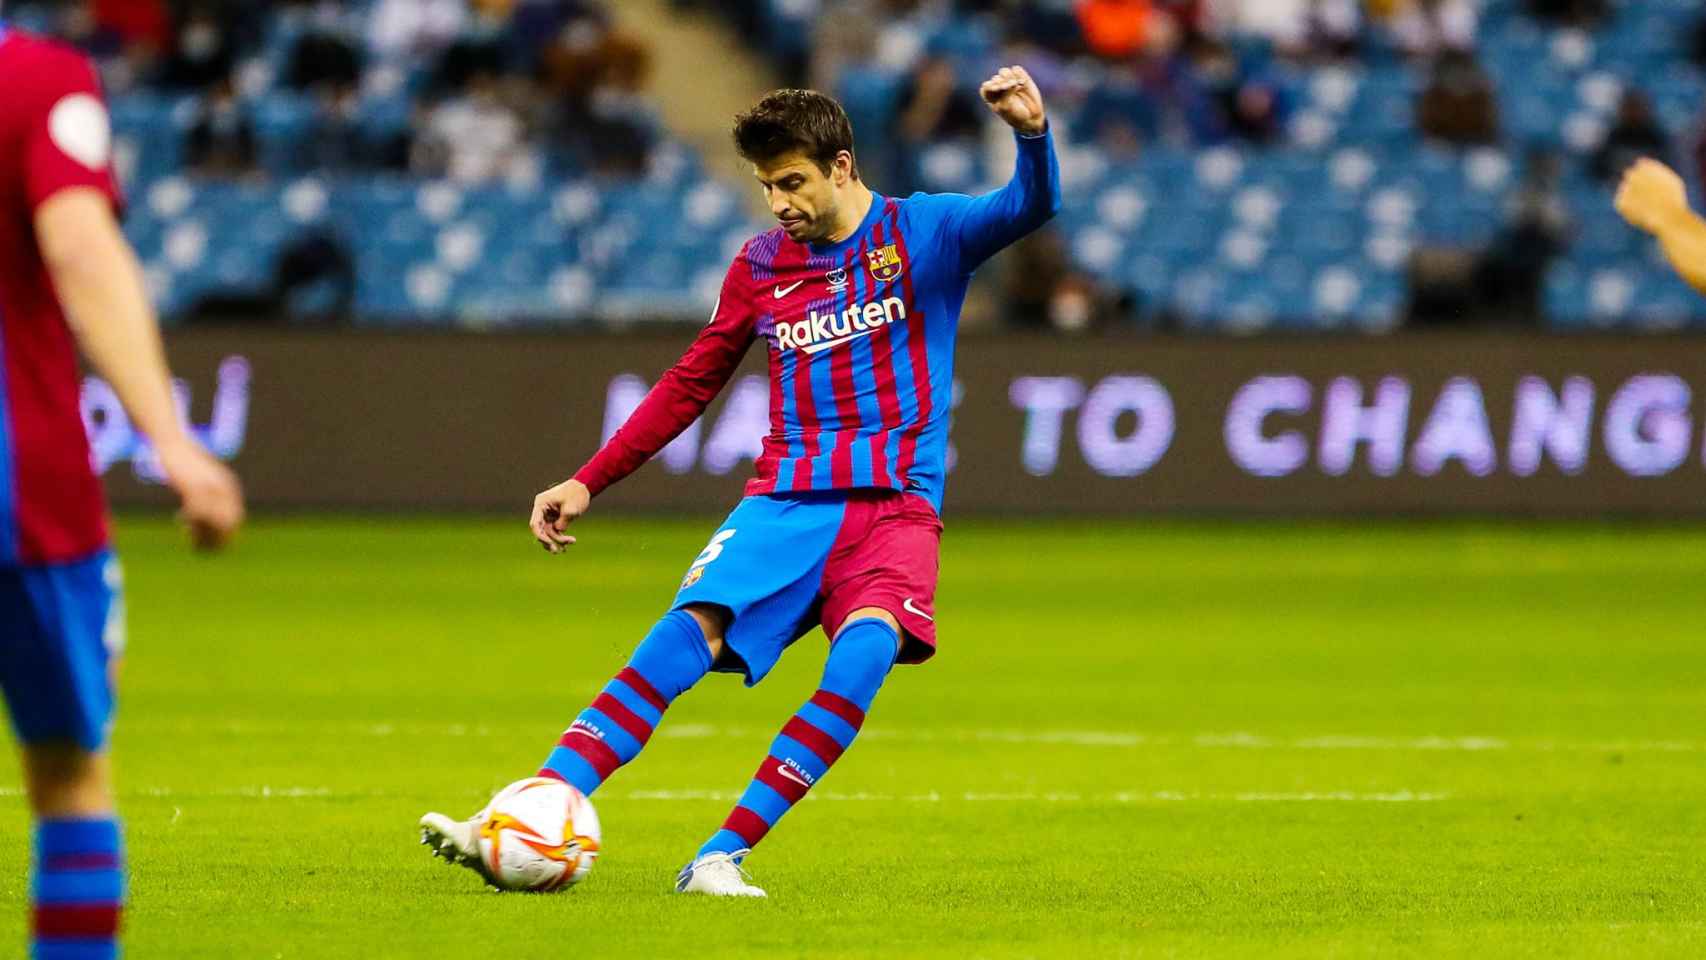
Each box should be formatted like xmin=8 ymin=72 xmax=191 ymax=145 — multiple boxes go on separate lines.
xmin=536 ymin=608 xmax=718 ymax=795
xmin=419 ymin=608 xmax=718 ymax=879
xmin=24 ymin=745 xmax=123 ymax=960
xmin=689 ymin=616 xmax=899 ymax=870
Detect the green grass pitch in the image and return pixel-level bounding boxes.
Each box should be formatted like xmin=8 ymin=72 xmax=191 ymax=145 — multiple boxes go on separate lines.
xmin=3 ymin=515 xmax=1704 ymax=958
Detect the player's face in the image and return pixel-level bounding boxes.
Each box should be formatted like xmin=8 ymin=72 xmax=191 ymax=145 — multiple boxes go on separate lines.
xmin=753 ymin=151 xmax=848 ymax=243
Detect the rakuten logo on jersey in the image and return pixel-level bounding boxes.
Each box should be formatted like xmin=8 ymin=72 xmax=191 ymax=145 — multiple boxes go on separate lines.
xmin=776 ymin=295 xmax=906 ymax=355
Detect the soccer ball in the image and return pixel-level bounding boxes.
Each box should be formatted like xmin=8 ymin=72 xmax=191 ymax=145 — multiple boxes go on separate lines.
xmin=476 ymin=777 xmax=601 ymax=892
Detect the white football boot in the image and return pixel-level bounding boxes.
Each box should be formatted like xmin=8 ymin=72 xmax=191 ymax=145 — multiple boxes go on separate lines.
xmin=675 ymin=850 xmax=767 ymax=898
xmin=419 ymin=810 xmax=493 ymax=883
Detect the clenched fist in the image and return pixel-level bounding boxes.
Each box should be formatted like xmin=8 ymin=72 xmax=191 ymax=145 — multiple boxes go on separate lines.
xmin=1615 ymin=158 xmax=1690 ymax=236
xmin=980 ymin=65 xmax=1047 ymax=137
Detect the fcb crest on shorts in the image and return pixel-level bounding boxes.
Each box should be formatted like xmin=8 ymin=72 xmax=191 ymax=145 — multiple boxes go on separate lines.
xmin=866 ymin=243 xmax=904 ymax=283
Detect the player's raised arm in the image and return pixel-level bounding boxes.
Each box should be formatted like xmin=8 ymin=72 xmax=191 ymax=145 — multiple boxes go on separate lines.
xmin=530 ymin=261 xmax=757 ymax=553
xmin=1615 ymin=158 xmax=1706 ymax=297
xmin=935 ymin=65 xmax=1063 ymax=273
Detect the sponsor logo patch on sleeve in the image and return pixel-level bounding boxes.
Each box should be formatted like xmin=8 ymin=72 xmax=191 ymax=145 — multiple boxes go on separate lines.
xmin=48 ymin=93 xmax=112 ymax=171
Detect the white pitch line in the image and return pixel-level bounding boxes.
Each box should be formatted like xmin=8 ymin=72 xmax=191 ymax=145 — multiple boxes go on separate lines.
xmin=0 ymin=786 xmax=1449 ymax=804
xmin=0 ymin=786 xmax=337 ymax=799
xmin=100 ymin=720 xmax=1706 ymax=754
xmin=624 ymin=789 xmax=1450 ymax=804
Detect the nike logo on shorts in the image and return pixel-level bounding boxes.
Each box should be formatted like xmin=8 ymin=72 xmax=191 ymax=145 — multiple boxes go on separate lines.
xmin=903 ymin=598 xmax=934 ymax=622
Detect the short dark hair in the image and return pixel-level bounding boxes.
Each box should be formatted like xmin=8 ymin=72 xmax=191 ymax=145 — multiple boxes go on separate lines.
xmin=732 ymin=89 xmax=859 ymax=179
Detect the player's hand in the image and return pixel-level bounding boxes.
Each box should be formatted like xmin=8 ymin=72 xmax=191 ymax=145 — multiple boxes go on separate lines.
xmin=157 ymin=439 xmax=244 ymax=552
xmin=1616 ymin=158 xmax=1690 ymax=236
xmin=980 ymin=65 xmax=1047 ymax=136
xmin=531 ymin=478 xmax=590 ymax=554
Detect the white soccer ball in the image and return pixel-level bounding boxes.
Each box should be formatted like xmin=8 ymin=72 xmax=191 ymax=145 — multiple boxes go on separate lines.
xmin=476 ymin=777 xmax=601 ymax=892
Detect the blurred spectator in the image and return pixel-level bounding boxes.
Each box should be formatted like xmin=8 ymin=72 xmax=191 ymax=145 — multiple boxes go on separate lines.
xmin=414 ymin=68 xmax=529 ymax=183
xmin=1009 ymin=0 xmax=1090 ymax=57
xmin=1417 ymin=50 xmax=1499 ymax=146
xmin=1591 ymin=91 xmax=1670 ymax=184
xmin=156 ymin=6 xmax=236 ymax=90
xmin=1203 ymin=0 xmax=1361 ymax=57
xmin=1387 ymin=0 xmax=1477 ymax=59
xmin=1205 ymin=0 xmax=1308 ymax=48
xmin=1193 ymin=40 xmax=1291 ymax=145
xmin=1412 ymin=151 xmax=1571 ymax=326
xmin=1077 ymin=0 xmax=1168 ymax=61
xmin=92 ymin=0 xmax=171 ymax=51
xmin=283 ymin=26 xmax=379 ymax=172
xmin=275 ymin=230 xmax=357 ymax=324
xmin=369 ymin=0 xmax=469 ymax=60
xmin=999 ymin=228 xmax=1117 ymax=334
xmin=1473 ymin=152 xmax=1572 ymax=324
xmin=1525 ymin=0 xmax=1607 ymax=28
xmin=892 ymin=56 xmax=986 ymax=190
xmin=185 ymin=76 xmax=259 ymax=178
xmin=1074 ymin=51 xmax=1160 ymax=157
xmin=433 ymin=36 xmax=508 ymax=97
xmin=55 ymin=0 xmax=168 ymax=91
xmin=286 ymin=29 xmax=364 ymax=95
xmin=506 ymin=0 xmax=609 ymax=72
xmin=54 ymin=8 xmax=119 ymax=64
xmin=543 ymin=26 xmax=660 ymax=177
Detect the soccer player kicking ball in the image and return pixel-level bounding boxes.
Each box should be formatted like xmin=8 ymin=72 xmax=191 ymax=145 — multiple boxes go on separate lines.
xmin=0 ymin=20 xmax=245 ymax=960
xmin=1616 ymin=157 xmax=1706 ymax=297
xmin=422 ymin=68 xmax=1059 ymax=897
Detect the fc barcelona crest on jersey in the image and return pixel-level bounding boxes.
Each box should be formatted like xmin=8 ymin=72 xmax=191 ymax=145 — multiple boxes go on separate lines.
xmin=867 ymin=243 xmax=905 ymax=283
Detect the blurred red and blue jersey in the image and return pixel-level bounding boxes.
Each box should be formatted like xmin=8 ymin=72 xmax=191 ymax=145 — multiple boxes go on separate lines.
xmin=0 ymin=25 xmax=124 ymax=565
xmin=576 ymin=128 xmax=1061 ymax=512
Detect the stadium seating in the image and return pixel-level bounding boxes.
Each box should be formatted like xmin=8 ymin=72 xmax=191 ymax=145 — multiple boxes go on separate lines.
xmin=72 ymin=0 xmax=1706 ymax=328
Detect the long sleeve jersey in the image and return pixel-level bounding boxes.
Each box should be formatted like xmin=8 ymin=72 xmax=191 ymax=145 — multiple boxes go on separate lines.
xmin=575 ymin=127 xmax=1061 ymax=513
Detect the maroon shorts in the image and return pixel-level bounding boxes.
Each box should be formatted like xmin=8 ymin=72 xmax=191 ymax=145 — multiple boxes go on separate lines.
xmin=674 ymin=489 xmax=944 ymax=684
xmin=818 ymin=490 xmax=943 ymax=663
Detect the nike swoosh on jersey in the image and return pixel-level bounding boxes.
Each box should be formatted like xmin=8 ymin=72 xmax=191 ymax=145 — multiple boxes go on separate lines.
xmin=773 ymin=280 xmax=805 ymax=299
xmin=903 ymin=598 xmax=935 ymax=622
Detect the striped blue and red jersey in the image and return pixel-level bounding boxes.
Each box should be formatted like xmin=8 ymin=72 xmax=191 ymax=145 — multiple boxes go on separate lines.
xmin=0 ymin=25 xmax=124 ymax=566
xmin=575 ymin=127 xmax=1060 ymax=512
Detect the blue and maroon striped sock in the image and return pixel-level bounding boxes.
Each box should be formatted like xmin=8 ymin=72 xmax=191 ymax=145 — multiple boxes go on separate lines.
xmin=539 ymin=609 xmax=713 ymax=796
xmin=31 ymin=817 xmax=124 ymax=960
xmin=698 ymin=617 xmax=898 ymax=859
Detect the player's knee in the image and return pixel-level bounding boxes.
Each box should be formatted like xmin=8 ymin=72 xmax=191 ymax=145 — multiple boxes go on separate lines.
xmin=836 ymin=606 xmax=899 ymax=641
xmin=680 ymin=604 xmax=729 ymax=661
xmin=22 ymin=744 xmax=114 ymax=818
xmin=828 ymin=615 xmax=900 ymax=699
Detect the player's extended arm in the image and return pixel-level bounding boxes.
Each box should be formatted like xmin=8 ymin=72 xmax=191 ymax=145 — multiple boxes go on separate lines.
xmin=530 ymin=268 xmax=755 ymax=553
xmin=947 ymin=66 xmax=1063 ymax=272
xmin=36 ymin=189 xmax=245 ymax=549
xmin=1615 ymin=158 xmax=1706 ymax=296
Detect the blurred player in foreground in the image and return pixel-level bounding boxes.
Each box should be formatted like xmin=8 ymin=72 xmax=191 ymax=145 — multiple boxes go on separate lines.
xmin=0 ymin=19 xmax=244 ymax=959
xmin=1615 ymin=157 xmax=1706 ymax=296
xmin=423 ymin=69 xmax=1059 ymax=896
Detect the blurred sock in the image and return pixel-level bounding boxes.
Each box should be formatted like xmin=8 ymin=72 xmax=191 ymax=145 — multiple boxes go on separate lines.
xmin=31 ymin=817 xmax=124 ymax=960
xmin=698 ymin=617 xmax=897 ymax=859
xmin=539 ymin=609 xmax=713 ymax=795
